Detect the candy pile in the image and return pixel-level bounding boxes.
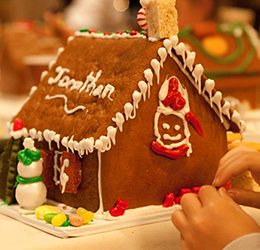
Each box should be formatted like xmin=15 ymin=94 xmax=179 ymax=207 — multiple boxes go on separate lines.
xmin=35 ymin=205 xmax=94 ymax=227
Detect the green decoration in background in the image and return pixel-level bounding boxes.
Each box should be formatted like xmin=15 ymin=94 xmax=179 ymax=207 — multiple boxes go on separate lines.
xmin=0 ymin=137 xmax=23 ymax=204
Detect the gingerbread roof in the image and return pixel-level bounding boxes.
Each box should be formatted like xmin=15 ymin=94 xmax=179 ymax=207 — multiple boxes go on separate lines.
xmin=9 ymin=30 xmax=244 ymax=156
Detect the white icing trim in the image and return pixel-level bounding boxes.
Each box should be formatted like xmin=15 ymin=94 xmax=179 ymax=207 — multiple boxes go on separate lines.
xmin=144 ymin=68 xmax=153 ymax=98
xmin=40 ymin=71 xmax=48 ymax=81
xmin=151 ymin=59 xmax=160 ymax=84
xmin=67 ymin=36 xmax=74 ymax=44
xmin=53 ymin=150 xmax=62 ymax=185
xmin=60 ymin=159 xmax=69 ymax=194
xmin=96 ymin=151 xmax=104 ymax=215
xmin=158 ymin=47 xmax=167 ymax=67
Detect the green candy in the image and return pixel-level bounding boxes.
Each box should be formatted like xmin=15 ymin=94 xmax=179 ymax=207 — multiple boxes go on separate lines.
xmin=44 ymin=213 xmax=58 ymax=224
xmin=140 ymin=30 xmax=147 ymax=36
xmin=61 ymin=216 xmax=72 ymax=227
xmin=80 ymin=28 xmax=89 ymax=32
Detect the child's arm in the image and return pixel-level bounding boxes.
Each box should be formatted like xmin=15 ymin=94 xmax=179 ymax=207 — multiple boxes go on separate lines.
xmin=171 ymin=185 xmax=260 ymax=250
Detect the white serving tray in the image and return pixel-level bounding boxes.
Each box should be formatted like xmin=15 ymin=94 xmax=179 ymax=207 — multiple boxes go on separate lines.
xmin=0 ymin=200 xmax=180 ymax=238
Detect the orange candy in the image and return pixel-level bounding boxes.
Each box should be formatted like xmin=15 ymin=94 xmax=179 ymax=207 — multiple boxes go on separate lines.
xmin=69 ymin=214 xmax=84 ymax=227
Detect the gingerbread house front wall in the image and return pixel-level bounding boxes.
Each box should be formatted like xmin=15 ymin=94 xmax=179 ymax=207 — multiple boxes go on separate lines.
xmin=14 ymin=36 xmax=228 ymax=212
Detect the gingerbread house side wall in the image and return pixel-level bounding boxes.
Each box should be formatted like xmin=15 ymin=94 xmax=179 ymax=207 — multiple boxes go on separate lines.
xmin=100 ymin=56 xmax=228 ymax=211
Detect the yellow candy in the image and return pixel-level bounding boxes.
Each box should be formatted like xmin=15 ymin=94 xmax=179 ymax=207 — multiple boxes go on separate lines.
xmin=35 ymin=205 xmax=61 ymax=220
xmin=80 ymin=211 xmax=94 ymax=224
xmin=51 ymin=213 xmax=67 ymax=227
xmin=76 ymin=207 xmax=94 ymax=224
xmin=76 ymin=207 xmax=88 ymax=216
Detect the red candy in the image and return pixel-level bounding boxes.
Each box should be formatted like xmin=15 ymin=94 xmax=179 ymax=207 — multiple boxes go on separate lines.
xmin=224 ymin=181 xmax=231 ymax=190
xmin=175 ymin=196 xmax=181 ymax=205
xmin=88 ymin=29 xmax=97 ymax=34
xmin=180 ymin=188 xmax=192 ymax=196
xmin=130 ymin=30 xmax=139 ymax=36
xmin=13 ymin=118 xmax=23 ymax=131
xmin=174 ymin=188 xmax=192 ymax=204
xmin=109 ymin=199 xmax=129 ymax=217
xmin=163 ymin=193 xmax=175 ymax=207
xmin=192 ymin=186 xmax=201 ymax=194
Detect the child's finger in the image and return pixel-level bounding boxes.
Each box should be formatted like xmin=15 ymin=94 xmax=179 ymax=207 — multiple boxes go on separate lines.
xmin=180 ymin=193 xmax=202 ymax=217
xmin=171 ymin=209 xmax=188 ymax=232
xmin=198 ymin=185 xmax=220 ymax=206
xmin=213 ymin=154 xmax=251 ymax=187
xmin=227 ymin=188 xmax=260 ymax=209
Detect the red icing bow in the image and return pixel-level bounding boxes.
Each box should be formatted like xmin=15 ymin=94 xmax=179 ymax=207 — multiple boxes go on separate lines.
xmin=163 ymin=77 xmax=203 ymax=136
xmin=163 ymin=77 xmax=186 ymax=111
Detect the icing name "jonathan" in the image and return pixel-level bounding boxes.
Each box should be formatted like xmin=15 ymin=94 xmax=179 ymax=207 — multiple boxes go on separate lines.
xmin=47 ymin=66 xmax=115 ymax=101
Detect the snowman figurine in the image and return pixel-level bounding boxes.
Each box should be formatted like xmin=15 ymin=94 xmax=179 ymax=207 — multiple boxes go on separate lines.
xmin=15 ymin=138 xmax=47 ymax=210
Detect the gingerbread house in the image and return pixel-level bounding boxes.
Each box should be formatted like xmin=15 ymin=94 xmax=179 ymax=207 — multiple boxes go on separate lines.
xmin=0 ymin=1 xmax=244 ymax=216
xmin=179 ymin=21 xmax=260 ymax=108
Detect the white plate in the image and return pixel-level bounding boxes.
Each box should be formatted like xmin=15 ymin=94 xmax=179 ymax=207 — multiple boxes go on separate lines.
xmin=0 ymin=200 xmax=180 ymax=238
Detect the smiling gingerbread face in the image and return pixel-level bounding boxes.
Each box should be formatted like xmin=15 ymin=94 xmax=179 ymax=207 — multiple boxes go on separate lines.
xmin=151 ymin=76 xmax=203 ymax=160
xmin=156 ymin=113 xmax=185 ymax=148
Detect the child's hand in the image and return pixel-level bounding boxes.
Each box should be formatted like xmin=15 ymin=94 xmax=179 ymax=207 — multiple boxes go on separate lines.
xmin=212 ymin=145 xmax=260 ymax=208
xmin=171 ymin=186 xmax=260 ymax=250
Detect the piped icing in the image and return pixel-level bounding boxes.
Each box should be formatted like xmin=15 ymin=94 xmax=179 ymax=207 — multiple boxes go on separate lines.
xmin=60 ymin=159 xmax=69 ymax=194
xmin=45 ymin=94 xmax=87 ymax=115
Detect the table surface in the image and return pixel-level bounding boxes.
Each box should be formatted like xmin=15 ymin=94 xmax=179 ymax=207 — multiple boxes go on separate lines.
xmin=1 ymin=206 xmax=260 ymax=250
xmin=0 ymin=212 xmax=180 ymax=250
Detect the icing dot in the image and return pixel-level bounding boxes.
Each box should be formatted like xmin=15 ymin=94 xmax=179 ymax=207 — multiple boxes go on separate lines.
xmin=162 ymin=123 xmax=170 ymax=130
xmin=175 ymin=125 xmax=181 ymax=131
